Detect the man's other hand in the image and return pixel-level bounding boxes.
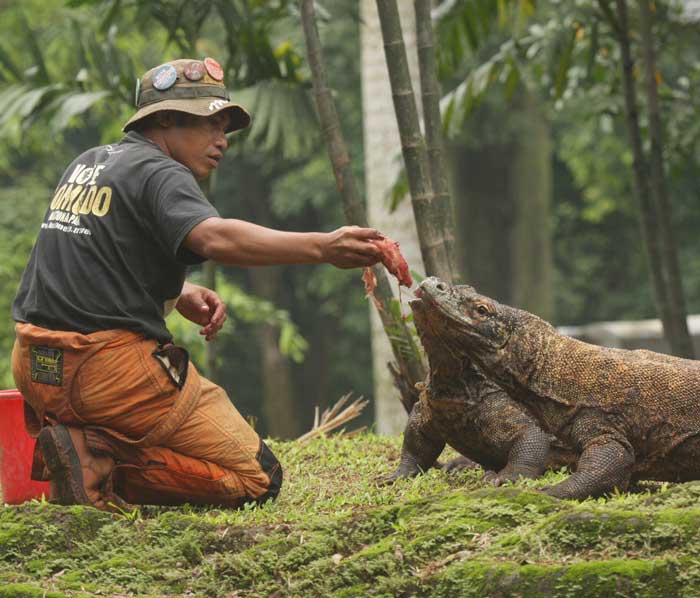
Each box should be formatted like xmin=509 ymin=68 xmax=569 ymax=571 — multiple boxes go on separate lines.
xmin=176 ymin=281 xmax=227 ymax=341
xmin=322 ymin=226 xmax=384 ymax=269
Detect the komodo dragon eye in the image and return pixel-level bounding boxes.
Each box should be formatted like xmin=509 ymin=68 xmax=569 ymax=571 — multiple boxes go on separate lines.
xmin=475 ymin=304 xmax=492 ymax=317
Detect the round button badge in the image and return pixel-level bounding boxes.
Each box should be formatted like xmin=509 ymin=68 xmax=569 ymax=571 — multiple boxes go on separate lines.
xmin=184 ymin=61 xmax=205 ymax=81
xmin=152 ymin=64 xmax=177 ymax=90
xmin=204 ymin=57 xmax=224 ymax=81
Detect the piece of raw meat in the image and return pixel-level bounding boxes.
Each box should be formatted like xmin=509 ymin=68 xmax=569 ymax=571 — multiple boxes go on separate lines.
xmin=363 ymin=237 xmax=413 ymax=309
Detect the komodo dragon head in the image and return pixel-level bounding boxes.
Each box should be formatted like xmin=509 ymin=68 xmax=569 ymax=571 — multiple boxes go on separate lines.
xmin=411 ymin=277 xmax=557 ymax=392
xmin=410 ymin=288 xmax=491 ymax=405
xmin=412 ymin=277 xmax=515 ymax=352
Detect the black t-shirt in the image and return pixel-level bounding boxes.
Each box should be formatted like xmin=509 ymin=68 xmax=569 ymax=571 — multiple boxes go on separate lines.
xmin=12 ymin=131 xmax=219 ymax=342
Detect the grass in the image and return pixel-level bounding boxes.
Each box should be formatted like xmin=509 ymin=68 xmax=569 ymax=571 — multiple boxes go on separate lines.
xmin=2 ymin=434 xmax=700 ymax=597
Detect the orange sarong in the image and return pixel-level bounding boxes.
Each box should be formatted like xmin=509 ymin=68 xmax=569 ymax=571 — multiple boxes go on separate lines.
xmin=11 ymin=323 xmax=282 ymax=507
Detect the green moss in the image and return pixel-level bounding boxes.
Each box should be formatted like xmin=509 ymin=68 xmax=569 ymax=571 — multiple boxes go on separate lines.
xmin=0 ymin=584 xmax=68 ymax=598
xmin=0 ymin=503 xmax=114 ymax=557
xmin=502 ymin=506 xmax=700 ymax=562
xmin=433 ymin=558 xmax=681 ymax=597
xmin=91 ymin=556 xmax=134 ymax=570
xmin=556 ymin=560 xmax=680 ymax=595
xmin=644 ymin=481 xmax=700 ymax=509
xmin=4 ymin=436 xmax=700 ymax=597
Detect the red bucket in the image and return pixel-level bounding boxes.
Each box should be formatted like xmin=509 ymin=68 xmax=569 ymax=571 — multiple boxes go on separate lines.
xmin=0 ymin=389 xmax=50 ymax=504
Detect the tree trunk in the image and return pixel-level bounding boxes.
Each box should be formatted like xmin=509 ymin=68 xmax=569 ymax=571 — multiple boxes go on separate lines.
xmin=361 ymin=0 xmax=425 ymax=433
xmin=450 ymin=93 xmax=553 ymax=319
xmin=414 ymin=0 xmax=459 ymax=282
xmin=636 ymin=0 xmax=694 ymax=358
xmin=612 ymin=0 xmax=691 ymax=357
xmin=375 ymin=0 xmax=454 ymax=282
xmin=301 ymin=0 xmax=426 ymax=422
xmin=234 ymin=162 xmax=301 ymax=439
xmin=249 ymin=266 xmax=302 ymax=439
xmin=452 ymin=141 xmax=514 ymax=302
xmin=510 ymin=90 xmax=553 ymax=320
xmin=200 ymin=176 xmax=219 ymax=381
xmin=202 ymin=260 xmax=219 ymax=380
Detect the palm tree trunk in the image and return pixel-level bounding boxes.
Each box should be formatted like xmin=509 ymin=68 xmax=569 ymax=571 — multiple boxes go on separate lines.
xmin=375 ymin=0 xmax=453 ymax=282
xmin=361 ymin=0 xmax=426 ymax=433
xmin=612 ymin=0 xmax=692 ymax=357
xmin=636 ymin=0 xmax=694 ymax=358
xmin=300 ymin=0 xmax=426 ymax=414
xmin=414 ymin=0 xmax=459 ymax=282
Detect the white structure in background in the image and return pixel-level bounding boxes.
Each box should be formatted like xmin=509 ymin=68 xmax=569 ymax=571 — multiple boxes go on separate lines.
xmin=680 ymin=0 xmax=700 ymax=19
xmin=361 ymin=0 xmax=425 ymax=435
xmin=560 ymin=315 xmax=700 ymax=354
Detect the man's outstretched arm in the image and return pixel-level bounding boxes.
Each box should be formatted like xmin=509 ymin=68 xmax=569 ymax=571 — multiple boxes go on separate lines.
xmin=184 ymin=217 xmax=384 ymax=268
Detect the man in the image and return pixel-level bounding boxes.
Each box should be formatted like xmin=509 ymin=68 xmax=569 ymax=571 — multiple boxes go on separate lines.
xmin=11 ymin=58 xmax=382 ymax=510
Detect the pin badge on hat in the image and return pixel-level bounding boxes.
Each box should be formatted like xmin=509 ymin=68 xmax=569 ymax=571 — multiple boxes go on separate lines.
xmin=184 ymin=61 xmax=205 ymax=81
xmin=152 ymin=64 xmax=178 ymax=90
xmin=204 ymin=57 xmax=224 ymax=81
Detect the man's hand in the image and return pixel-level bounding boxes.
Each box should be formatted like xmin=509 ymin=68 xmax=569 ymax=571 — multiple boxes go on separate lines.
xmin=321 ymin=226 xmax=384 ymax=269
xmin=175 ymin=281 xmax=227 ymax=341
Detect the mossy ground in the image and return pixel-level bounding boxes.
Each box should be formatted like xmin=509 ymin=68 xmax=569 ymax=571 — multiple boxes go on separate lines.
xmin=2 ymin=434 xmax=700 ymax=597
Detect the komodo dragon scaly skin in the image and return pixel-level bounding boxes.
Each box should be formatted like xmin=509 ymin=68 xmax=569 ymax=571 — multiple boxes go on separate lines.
xmin=382 ymin=292 xmax=575 ymax=485
xmin=416 ymin=277 xmax=700 ymax=499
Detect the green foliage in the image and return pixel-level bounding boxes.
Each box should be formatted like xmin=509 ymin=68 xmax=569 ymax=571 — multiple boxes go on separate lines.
xmin=236 ymin=79 xmax=318 ymax=159
xmin=0 ymin=181 xmax=52 ymax=387
xmin=0 ymin=11 xmax=138 ymax=139
xmin=431 ymin=0 xmax=700 ymax=325
xmin=167 ymin=272 xmax=308 ymax=369
xmin=4 ymin=435 xmax=700 ymax=596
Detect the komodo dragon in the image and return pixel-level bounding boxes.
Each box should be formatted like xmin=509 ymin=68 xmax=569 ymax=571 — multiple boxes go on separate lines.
xmin=414 ymin=276 xmax=700 ymax=499
xmin=382 ymin=291 xmax=575 ymax=485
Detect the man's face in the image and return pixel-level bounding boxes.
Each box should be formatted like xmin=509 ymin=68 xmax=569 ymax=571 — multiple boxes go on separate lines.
xmin=161 ymin=112 xmax=230 ymax=180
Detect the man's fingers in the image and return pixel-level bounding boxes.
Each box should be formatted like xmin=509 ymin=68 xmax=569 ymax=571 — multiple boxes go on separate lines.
xmin=344 ymin=226 xmax=384 ymax=240
xmin=208 ymin=301 xmax=226 ymax=326
xmin=341 ymin=238 xmax=383 ymax=258
xmin=200 ymin=324 xmax=218 ymax=338
xmin=199 ymin=299 xmax=226 ymax=339
xmin=362 ymin=242 xmax=383 ymax=258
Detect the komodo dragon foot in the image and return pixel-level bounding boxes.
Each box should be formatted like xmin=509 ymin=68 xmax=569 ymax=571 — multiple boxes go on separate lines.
xmin=441 ymin=455 xmax=480 ymax=473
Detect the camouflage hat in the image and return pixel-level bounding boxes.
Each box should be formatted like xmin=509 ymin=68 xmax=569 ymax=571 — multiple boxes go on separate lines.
xmin=123 ymin=58 xmax=251 ymax=134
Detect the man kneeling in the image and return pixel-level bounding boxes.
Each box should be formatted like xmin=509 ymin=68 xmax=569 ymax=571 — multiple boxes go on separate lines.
xmin=11 ymin=58 xmax=382 ymax=509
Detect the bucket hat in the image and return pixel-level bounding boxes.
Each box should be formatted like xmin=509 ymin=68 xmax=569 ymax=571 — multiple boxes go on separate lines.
xmin=123 ymin=57 xmax=251 ymax=134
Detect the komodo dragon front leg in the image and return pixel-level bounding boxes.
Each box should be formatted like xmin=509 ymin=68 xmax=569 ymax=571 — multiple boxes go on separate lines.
xmin=475 ymin=395 xmax=552 ymax=485
xmin=483 ymin=423 xmax=552 ymax=485
xmin=541 ymin=413 xmax=634 ymax=499
xmin=380 ymin=400 xmax=445 ymax=484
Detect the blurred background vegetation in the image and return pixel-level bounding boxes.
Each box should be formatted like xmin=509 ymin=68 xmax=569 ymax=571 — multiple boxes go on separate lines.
xmin=2 ymin=0 xmax=700 ymax=437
